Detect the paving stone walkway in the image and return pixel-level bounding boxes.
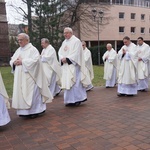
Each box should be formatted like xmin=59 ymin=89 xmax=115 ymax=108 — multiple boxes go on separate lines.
xmin=1 ymin=87 xmax=150 ymax=150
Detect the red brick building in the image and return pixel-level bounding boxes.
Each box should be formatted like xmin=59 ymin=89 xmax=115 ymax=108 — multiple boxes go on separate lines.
xmin=0 ymin=0 xmax=10 ymax=63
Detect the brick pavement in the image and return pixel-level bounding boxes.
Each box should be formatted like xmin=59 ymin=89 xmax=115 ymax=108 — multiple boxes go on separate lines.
xmin=1 ymin=87 xmax=150 ymax=150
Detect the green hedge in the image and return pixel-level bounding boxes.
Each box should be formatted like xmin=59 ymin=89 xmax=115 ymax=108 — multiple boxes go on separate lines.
xmin=89 ymin=45 xmax=106 ymax=65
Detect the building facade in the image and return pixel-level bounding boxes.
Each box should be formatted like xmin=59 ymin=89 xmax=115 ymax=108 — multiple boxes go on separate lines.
xmin=77 ymin=0 xmax=150 ymax=51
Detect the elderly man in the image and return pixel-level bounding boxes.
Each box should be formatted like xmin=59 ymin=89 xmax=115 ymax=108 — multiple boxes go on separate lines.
xmin=58 ymin=27 xmax=90 ymax=106
xmin=137 ymin=37 xmax=150 ymax=91
xmin=117 ymin=36 xmax=138 ymax=96
xmin=102 ymin=43 xmax=117 ymax=88
xmin=41 ymin=38 xmax=61 ymax=97
xmin=0 ymin=72 xmax=10 ymax=126
xmin=10 ymin=33 xmax=53 ymax=118
xmin=82 ymin=41 xmax=94 ymax=91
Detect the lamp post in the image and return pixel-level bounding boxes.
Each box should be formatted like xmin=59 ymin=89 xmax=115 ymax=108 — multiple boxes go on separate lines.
xmin=91 ymin=8 xmax=104 ymax=65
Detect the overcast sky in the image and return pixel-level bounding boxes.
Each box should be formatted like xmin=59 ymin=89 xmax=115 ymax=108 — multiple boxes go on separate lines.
xmin=5 ymin=0 xmax=27 ymax=24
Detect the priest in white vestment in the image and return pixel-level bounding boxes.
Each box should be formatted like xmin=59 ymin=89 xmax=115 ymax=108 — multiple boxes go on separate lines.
xmin=0 ymin=72 xmax=11 ymax=126
xmin=82 ymin=41 xmax=94 ymax=91
xmin=102 ymin=43 xmax=117 ymax=88
xmin=117 ymin=36 xmax=138 ymax=96
xmin=41 ymin=38 xmax=61 ymax=97
xmin=58 ymin=27 xmax=90 ymax=106
xmin=10 ymin=33 xmax=53 ymax=118
xmin=136 ymin=37 xmax=150 ymax=91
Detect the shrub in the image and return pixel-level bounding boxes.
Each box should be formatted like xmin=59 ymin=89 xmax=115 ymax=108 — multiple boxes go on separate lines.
xmin=89 ymin=45 xmax=106 ymax=65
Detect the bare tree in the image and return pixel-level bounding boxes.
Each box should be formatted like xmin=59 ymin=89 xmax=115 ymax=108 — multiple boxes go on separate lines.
xmin=8 ymin=0 xmax=111 ymax=50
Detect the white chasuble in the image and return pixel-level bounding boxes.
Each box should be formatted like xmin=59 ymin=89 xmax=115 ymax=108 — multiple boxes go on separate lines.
xmin=102 ymin=48 xmax=117 ymax=80
xmin=118 ymin=43 xmax=138 ymax=84
xmin=41 ymin=45 xmax=61 ymax=86
xmin=58 ymin=35 xmax=90 ymax=90
xmin=0 ymin=72 xmax=10 ymax=126
xmin=83 ymin=48 xmax=94 ymax=82
xmin=0 ymin=72 xmax=10 ymax=108
xmin=137 ymin=42 xmax=150 ymax=79
xmin=10 ymin=43 xmax=53 ymax=109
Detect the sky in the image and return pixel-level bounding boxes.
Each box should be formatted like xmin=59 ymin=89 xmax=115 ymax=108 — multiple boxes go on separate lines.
xmin=5 ymin=0 xmax=27 ymax=24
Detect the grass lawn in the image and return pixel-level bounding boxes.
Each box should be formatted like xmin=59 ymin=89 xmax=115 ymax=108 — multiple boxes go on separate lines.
xmin=1 ymin=66 xmax=105 ymax=98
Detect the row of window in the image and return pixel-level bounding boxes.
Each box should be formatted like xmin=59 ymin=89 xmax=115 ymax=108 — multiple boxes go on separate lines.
xmin=119 ymin=27 xmax=150 ymax=34
xmin=119 ymin=12 xmax=146 ymax=20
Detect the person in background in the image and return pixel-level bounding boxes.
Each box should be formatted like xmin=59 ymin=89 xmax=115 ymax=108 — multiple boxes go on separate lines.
xmin=136 ymin=37 xmax=150 ymax=91
xmin=117 ymin=36 xmax=138 ymax=96
xmin=58 ymin=27 xmax=90 ymax=106
xmin=102 ymin=43 xmax=117 ymax=88
xmin=10 ymin=33 xmax=53 ymax=118
xmin=0 ymin=72 xmax=10 ymax=126
xmin=41 ymin=38 xmax=61 ymax=97
xmin=82 ymin=41 xmax=94 ymax=91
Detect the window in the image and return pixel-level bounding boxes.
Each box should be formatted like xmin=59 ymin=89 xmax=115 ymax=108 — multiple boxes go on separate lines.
xmin=131 ymin=27 xmax=135 ymax=33
xmin=141 ymin=27 xmax=145 ymax=34
xmin=119 ymin=12 xmax=124 ymax=19
xmin=141 ymin=14 xmax=145 ymax=20
xmin=119 ymin=26 xmax=125 ymax=33
xmin=131 ymin=13 xmax=135 ymax=19
xmin=146 ymin=1 xmax=150 ymax=7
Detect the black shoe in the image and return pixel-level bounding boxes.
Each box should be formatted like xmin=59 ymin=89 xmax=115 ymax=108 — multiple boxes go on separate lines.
xmin=55 ymin=89 xmax=62 ymax=96
xmin=29 ymin=110 xmax=45 ymax=119
xmin=19 ymin=115 xmax=28 ymax=118
xmin=117 ymin=93 xmax=126 ymax=97
xmin=126 ymin=94 xmax=134 ymax=97
xmin=38 ymin=110 xmax=45 ymax=115
xmin=29 ymin=114 xmax=39 ymax=119
xmin=75 ymin=102 xmax=81 ymax=106
xmin=139 ymin=89 xmax=147 ymax=92
xmin=65 ymin=103 xmax=76 ymax=107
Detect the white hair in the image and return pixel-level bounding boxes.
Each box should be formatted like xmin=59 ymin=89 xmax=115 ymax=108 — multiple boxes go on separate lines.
xmin=41 ymin=38 xmax=49 ymax=44
xmin=82 ymin=41 xmax=86 ymax=46
xmin=64 ymin=27 xmax=73 ymax=33
xmin=106 ymin=43 xmax=112 ymax=48
xmin=18 ymin=33 xmax=30 ymax=42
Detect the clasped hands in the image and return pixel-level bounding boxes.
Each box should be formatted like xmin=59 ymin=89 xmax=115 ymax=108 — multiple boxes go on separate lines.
xmin=14 ymin=56 xmax=22 ymax=66
xmin=61 ymin=58 xmax=67 ymax=63
xmin=122 ymin=48 xmax=127 ymax=54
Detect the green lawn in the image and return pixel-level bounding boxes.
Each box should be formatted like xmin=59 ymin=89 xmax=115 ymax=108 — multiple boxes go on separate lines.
xmin=1 ymin=67 xmax=14 ymax=97
xmin=1 ymin=66 xmax=105 ymax=98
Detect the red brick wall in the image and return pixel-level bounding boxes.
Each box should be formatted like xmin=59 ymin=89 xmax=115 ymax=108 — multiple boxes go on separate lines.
xmin=0 ymin=2 xmax=6 ymax=15
xmin=0 ymin=2 xmax=10 ymax=63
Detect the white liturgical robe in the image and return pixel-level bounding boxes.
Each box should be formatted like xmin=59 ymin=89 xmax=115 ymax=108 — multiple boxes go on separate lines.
xmin=0 ymin=72 xmax=10 ymax=126
xmin=137 ymin=42 xmax=150 ymax=91
xmin=59 ymin=35 xmax=90 ymax=104
xmin=83 ymin=47 xmax=94 ymax=90
xmin=41 ymin=45 xmax=61 ymax=96
xmin=102 ymin=48 xmax=117 ymax=87
xmin=10 ymin=43 xmax=53 ymax=115
xmin=117 ymin=42 xmax=138 ymax=95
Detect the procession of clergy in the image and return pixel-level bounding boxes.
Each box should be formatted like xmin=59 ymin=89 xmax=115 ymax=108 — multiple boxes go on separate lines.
xmin=0 ymin=27 xmax=150 ymax=126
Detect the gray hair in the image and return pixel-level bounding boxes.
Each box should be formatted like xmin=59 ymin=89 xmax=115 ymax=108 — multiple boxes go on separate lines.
xmin=18 ymin=33 xmax=30 ymax=42
xmin=64 ymin=27 xmax=73 ymax=34
xmin=106 ymin=43 xmax=112 ymax=48
xmin=41 ymin=38 xmax=50 ymax=44
xmin=82 ymin=41 xmax=86 ymax=46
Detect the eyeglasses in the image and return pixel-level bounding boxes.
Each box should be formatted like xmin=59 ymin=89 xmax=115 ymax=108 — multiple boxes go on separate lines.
xmin=17 ymin=39 xmax=24 ymax=41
